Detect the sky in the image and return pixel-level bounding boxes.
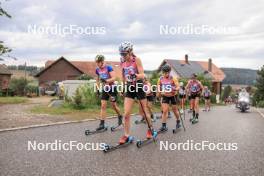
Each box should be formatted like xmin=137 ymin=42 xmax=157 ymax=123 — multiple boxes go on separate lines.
xmin=0 ymin=0 xmax=264 ymax=70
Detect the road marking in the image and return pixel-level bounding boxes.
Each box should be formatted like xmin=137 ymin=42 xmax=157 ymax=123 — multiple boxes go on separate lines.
xmin=0 ymin=113 xmax=137 ymax=133
xmin=255 ymin=108 xmax=264 ymax=119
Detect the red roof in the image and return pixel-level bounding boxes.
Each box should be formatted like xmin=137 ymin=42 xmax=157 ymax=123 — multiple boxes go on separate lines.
xmin=198 ymin=61 xmax=225 ymax=82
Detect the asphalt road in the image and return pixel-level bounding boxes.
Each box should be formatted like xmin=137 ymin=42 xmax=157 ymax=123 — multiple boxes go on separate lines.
xmin=1 ymin=105 xmax=264 ymax=176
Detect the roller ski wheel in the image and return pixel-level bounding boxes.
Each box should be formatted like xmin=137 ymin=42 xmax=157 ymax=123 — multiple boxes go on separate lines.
xmin=110 ymin=126 xmax=115 ymax=132
xmin=136 ymin=140 xmax=143 ymax=148
xmin=85 ymin=130 xmax=90 ymax=135
xmin=136 ymin=130 xmax=158 ymax=148
xmin=172 ymin=127 xmax=181 ymax=134
xmin=103 ymin=144 xmax=110 ymax=153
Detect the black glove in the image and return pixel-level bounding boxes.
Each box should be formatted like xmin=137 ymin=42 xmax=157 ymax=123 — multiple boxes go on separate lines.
xmin=131 ymin=74 xmax=137 ymax=80
xmin=100 ymin=78 xmax=107 ymax=83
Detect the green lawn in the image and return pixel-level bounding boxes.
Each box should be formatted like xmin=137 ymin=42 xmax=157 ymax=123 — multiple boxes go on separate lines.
xmin=30 ymin=103 xmax=162 ymax=121
xmin=30 ymin=100 xmax=223 ymax=121
xmin=0 ymin=97 xmax=29 ymax=104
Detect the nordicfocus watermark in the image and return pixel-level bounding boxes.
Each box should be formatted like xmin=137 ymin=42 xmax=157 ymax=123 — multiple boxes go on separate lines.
xmin=27 ymin=140 xmax=106 ymax=151
xmin=160 ymin=24 xmax=237 ymax=35
xmin=27 ymin=24 xmax=106 ymax=36
xmin=94 ymin=83 xmax=173 ymax=93
xmin=160 ymin=140 xmax=238 ymax=151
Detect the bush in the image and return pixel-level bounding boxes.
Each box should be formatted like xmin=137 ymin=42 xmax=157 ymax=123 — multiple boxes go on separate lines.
xmin=71 ymin=84 xmax=101 ymax=109
xmin=9 ymin=78 xmax=28 ymax=96
xmin=222 ymin=85 xmax=232 ymax=100
xmin=210 ymin=94 xmax=217 ymax=104
xmin=25 ymin=84 xmax=39 ymax=96
xmin=257 ymin=101 xmax=264 ymax=108
xmin=72 ymin=87 xmax=85 ymax=109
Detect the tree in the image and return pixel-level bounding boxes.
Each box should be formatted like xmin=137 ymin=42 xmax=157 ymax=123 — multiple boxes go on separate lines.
xmin=253 ymin=65 xmax=264 ymax=106
xmin=222 ymin=85 xmax=232 ymax=100
xmin=149 ymin=71 xmax=160 ymax=86
xmin=0 ymin=1 xmax=15 ymax=61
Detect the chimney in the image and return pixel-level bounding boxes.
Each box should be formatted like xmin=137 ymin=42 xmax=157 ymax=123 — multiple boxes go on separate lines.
xmin=185 ymin=54 xmax=189 ymax=64
xmin=208 ymin=58 xmax=212 ymax=72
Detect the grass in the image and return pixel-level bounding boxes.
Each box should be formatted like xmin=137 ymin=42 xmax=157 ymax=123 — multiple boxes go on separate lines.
xmin=0 ymin=96 xmax=29 ymax=104
xmin=30 ymin=102 xmax=162 ymax=121
xmin=30 ymin=99 xmax=223 ymax=121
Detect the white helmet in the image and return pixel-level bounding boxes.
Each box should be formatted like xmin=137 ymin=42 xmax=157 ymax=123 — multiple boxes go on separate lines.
xmin=179 ymin=82 xmax=184 ymax=87
xmin=119 ymin=41 xmax=133 ymax=53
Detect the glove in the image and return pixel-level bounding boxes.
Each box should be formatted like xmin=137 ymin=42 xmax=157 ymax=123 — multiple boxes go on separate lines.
xmin=131 ymin=74 xmax=137 ymax=80
xmin=100 ymin=78 xmax=107 ymax=83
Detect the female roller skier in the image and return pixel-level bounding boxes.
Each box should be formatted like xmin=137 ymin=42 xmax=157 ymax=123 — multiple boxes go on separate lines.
xmin=118 ymin=42 xmax=157 ymax=144
xmin=185 ymin=73 xmax=203 ymax=123
xmin=157 ymin=64 xmax=181 ymax=131
xmin=94 ymin=55 xmax=123 ymax=130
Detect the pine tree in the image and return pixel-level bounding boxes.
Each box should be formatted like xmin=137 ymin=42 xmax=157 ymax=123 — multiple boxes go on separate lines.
xmin=254 ymin=65 xmax=264 ymax=106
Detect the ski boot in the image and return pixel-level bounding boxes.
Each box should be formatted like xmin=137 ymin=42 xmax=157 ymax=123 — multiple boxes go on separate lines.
xmin=96 ymin=123 xmax=105 ymax=131
xmin=191 ymin=117 xmax=198 ymax=124
xmin=159 ymin=125 xmax=168 ymax=133
xmin=119 ymin=135 xmax=134 ymax=145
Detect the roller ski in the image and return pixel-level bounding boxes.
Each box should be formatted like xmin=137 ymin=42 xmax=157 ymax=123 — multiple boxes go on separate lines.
xmin=103 ymin=136 xmax=134 ymax=153
xmin=191 ymin=117 xmax=198 ymax=124
xmin=110 ymin=115 xmax=123 ymax=131
xmin=134 ymin=118 xmax=146 ymax=124
xmin=136 ymin=129 xmax=158 ymax=148
xmin=172 ymin=120 xmax=182 ymax=134
xmin=189 ymin=111 xmax=195 ymax=122
xmin=191 ymin=113 xmax=199 ymax=124
xmin=85 ymin=124 xmax=108 ymax=135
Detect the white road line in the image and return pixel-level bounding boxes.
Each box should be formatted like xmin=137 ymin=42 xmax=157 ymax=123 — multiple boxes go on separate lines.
xmin=0 ymin=113 xmax=137 ymax=133
xmin=254 ymin=108 xmax=264 ymax=119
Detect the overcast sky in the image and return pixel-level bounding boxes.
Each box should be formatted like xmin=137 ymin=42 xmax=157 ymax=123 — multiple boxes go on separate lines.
xmin=0 ymin=0 xmax=263 ymax=70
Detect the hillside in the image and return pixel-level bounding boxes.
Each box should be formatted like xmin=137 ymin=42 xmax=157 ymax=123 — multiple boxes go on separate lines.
xmin=221 ymin=68 xmax=258 ymax=85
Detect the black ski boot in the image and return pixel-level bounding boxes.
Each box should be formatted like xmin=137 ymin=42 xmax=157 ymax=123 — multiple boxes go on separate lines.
xmin=96 ymin=120 xmax=105 ymax=131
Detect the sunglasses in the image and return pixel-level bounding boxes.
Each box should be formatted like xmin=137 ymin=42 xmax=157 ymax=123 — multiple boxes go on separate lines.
xmin=120 ymin=52 xmax=128 ymax=57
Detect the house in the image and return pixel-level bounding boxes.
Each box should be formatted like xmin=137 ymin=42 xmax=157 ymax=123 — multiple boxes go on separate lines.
xmin=158 ymin=55 xmax=225 ymax=95
xmin=0 ymin=64 xmax=12 ymax=91
xmin=34 ymin=56 xmax=123 ymax=88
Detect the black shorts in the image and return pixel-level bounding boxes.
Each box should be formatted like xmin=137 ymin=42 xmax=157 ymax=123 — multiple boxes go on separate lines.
xmin=101 ymin=86 xmax=118 ymax=102
xmin=147 ymin=95 xmax=154 ymax=102
xmin=204 ymin=96 xmax=210 ymax=100
xmin=179 ymin=94 xmax=186 ymax=99
xmin=162 ymin=95 xmax=178 ymax=105
xmin=190 ymin=93 xmax=201 ymax=100
xmin=125 ymin=82 xmax=146 ymax=100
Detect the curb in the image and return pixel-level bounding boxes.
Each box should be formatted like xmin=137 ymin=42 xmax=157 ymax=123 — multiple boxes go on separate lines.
xmin=0 ymin=114 xmax=137 ymax=133
xmin=254 ymin=107 xmax=264 ymax=119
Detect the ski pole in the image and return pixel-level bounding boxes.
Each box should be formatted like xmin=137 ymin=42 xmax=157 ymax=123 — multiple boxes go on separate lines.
xmin=173 ymin=95 xmax=186 ymax=131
